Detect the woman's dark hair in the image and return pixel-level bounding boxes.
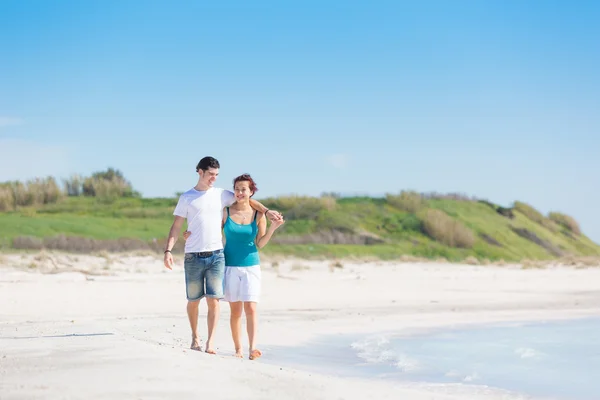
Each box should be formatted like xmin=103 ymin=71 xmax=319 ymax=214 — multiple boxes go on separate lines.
xmin=233 ymin=174 xmax=258 ymax=196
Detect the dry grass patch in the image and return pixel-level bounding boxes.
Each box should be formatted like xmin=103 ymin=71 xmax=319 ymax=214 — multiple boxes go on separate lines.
xmin=421 ymin=209 xmax=475 ymax=248
xmin=399 ymin=254 xmax=427 ymax=263
xmin=385 ymin=191 xmax=424 ymax=213
xmin=328 ymin=260 xmax=344 ymax=273
xmin=548 ymin=212 xmax=581 ymax=235
xmin=559 ymin=256 xmax=600 ymax=268
xmin=521 ymin=259 xmax=548 ymax=269
xmin=514 ymin=201 xmax=559 ymax=232
xmin=291 ymin=263 xmax=311 ymax=272
xmin=0 ymin=177 xmax=63 ymax=210
xmin=464 ymin=256 xmax=479 ymax=265
xmin=0 ymin=186 xmax=15 ymax=211
xmin=92 ymin=250 xmax=111 ymax=259
xmin=130 ymin=249 xmax=157 ymax=257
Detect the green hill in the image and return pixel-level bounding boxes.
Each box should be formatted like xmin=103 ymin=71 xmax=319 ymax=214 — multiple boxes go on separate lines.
xmin=1 ymin=192 xmax=598 ymax=262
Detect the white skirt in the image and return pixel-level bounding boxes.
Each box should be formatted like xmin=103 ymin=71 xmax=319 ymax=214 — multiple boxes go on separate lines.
xmin=224 ymin=265 xmax=261 ymax=303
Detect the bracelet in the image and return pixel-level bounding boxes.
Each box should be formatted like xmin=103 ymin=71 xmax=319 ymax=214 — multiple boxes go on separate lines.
xmin=164 ymin=250 xmax=171 ymax=254
xmin=264 ymin=209 xmax=270 ymax=215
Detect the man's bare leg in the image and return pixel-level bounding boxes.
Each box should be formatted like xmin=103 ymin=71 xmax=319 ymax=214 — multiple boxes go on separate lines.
xmin=229 ymin=302 xmax=244 ymax=358
xmin=244 ymin=302 xmax=261 ymax=360
xmin=205 ymin=297 xmax=219 ymax=354
xmin=187 ymin=300 xmax=202 ymax=351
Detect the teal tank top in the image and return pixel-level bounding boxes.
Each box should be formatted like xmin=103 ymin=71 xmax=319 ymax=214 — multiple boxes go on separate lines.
xmin=223 ymin=208 xmax=260 ymax=267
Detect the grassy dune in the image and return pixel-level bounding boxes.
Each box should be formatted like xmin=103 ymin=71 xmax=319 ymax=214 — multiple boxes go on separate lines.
xmin=1 ymin=194 xmax=598 ymax=262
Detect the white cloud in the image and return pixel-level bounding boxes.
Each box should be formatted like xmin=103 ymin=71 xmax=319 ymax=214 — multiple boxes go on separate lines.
xmin=0 ymin=139 xmax=71 ymax=182
xmin=325 ymin=153 xmax=350 ymax=169
xmin=0 ymin=117 xmax=23 ymax=128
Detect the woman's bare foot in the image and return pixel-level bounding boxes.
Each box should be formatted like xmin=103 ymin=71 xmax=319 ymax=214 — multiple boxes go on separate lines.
xmin=234 ymin=349 xmax=244 ymax=358
xmin=204 ymin=340 xmax=217 ymax=354
xmin=190 ymin=337 xmax=202 ymax=351
xmin=249 ymin=349 xmax=262 ymax=360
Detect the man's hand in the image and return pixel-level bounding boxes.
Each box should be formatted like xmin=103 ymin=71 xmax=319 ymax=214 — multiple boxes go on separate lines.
xmin=266 ymin=209 xmax=283 ymax=222
xmin=164 ymin=216 xmax=185 ymax=271
xmin=164 ymin=252 xmax=174 ymax=270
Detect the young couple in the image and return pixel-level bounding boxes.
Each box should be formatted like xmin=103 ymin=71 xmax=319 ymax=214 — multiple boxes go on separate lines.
xmin=163 ymin=156 xmax=284 ymax=360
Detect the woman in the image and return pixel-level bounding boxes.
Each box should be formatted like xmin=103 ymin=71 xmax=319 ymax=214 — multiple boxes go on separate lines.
xmin=184 ymin=173 xmax=284 ymax=360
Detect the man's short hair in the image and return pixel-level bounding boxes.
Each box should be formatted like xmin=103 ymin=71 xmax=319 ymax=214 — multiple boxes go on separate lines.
xmin=196 ymin=156 xmax=220 ymax=172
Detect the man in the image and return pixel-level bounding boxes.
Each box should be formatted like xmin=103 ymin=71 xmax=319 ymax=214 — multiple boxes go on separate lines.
xmin=163 ymin=156 xmax=281 ymax=354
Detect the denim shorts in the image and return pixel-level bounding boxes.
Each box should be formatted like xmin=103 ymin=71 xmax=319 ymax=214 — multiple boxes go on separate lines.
xmin=183 ymin=250 xmax=225 ymax=301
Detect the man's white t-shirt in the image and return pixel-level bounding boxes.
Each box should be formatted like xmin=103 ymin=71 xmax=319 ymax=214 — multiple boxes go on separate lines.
xmin=173 ymin=187 xmax=235 ymax=253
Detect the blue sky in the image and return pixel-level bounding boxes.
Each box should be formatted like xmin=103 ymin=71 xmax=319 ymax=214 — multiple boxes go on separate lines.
xmin=1 ymin=1 xmax=599 ymax=242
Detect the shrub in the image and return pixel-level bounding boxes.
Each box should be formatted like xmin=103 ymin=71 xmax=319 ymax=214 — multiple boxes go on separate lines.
xmin=0 ymin=186 xmax=15 ymax=211
xmin=514 ymin=201 xmax=558 ymax=232
xmin=82 ymin=168 xmax=135 ymax=198
xmin=63 ymin=174 xmax=84 ymax=196
xmin=35 ymin=177 xmax=62 ymax=204
xmin=478 ymin=200 xmax=514 ymax=219
xmin=420 ymin=209 xmax=475 ymax=248
xmin=11 ymin=181 xmax=34 ymax=206
xmin=385 ymin=191 xmax=424 ymax=213
xmin=496 ymin=207 xmax=515 ymax=219
xmin=22 ymin=179 xmax=47 ymax=205
xmin=89 ymin=178 xmax=132 ymax=202
xmin=548 ymin=212 xmax=581 ymax=235
xmin=514 ymin=201 xmax=544 ymax=223
xmin=0 ymin=178 xmax=64 ymax=208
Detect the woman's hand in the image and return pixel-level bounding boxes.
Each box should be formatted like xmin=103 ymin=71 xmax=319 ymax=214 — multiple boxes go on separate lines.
xmin=270 ymin=218 xmax=285 ymax=230
xmin=183 ymin=230 xmax=192 ymax=240
xmin=265 ymin=209 xmax=284 ymax=222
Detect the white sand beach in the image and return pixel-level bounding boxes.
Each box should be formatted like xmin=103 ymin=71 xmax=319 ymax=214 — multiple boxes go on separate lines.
xmin=1 ymin=253 xmax=600 ymax=399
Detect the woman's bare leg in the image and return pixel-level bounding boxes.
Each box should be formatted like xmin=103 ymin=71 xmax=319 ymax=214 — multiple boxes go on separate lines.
xmin=229 ymin=302 xmax=244 ymax=358
xmin=244 ymin=302 xmax=261 ymax=360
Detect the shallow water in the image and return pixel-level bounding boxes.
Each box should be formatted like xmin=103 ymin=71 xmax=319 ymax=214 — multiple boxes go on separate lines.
xmin=263 ymin=317 xmax=600 ymax=400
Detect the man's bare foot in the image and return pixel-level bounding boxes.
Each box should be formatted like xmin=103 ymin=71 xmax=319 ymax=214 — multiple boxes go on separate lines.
xmin=249 ymin=349 xmax=262 ymax=360
xmin=190 ymin=337 xmax=203 ymax=351
xmin=234 ymin=349 xmax=243 ymax=358
xmin=205 ymin=348 xmax=217 ymax=355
